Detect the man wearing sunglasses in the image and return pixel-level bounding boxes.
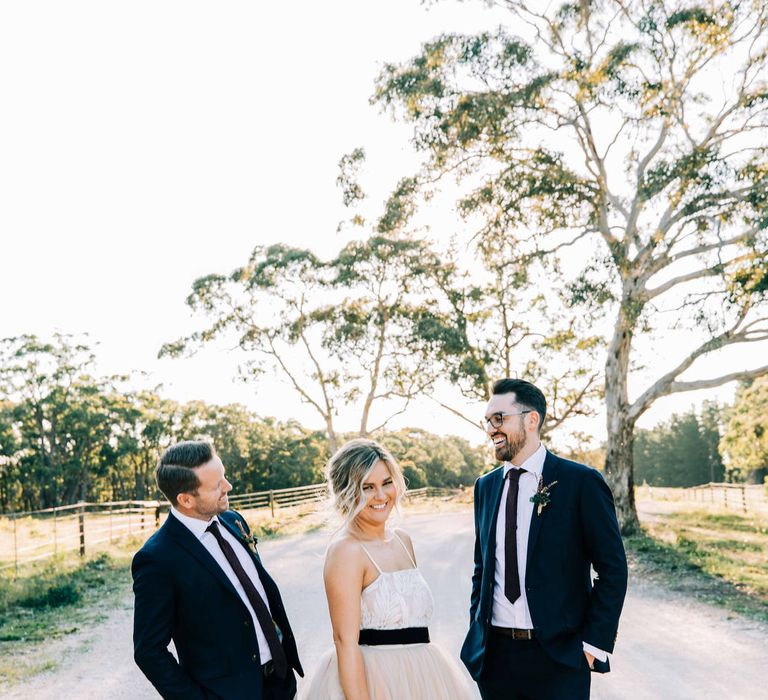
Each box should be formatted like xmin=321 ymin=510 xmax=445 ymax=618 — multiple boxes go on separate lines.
xmin=461 ymin=378 xmax=627 ymax=700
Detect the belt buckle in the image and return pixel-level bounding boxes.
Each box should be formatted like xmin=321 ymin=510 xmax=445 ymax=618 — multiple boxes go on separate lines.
xmin=262 ymin=660 xmax=275 ymax=677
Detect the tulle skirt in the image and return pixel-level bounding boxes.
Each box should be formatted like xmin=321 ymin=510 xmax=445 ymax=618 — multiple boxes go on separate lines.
xmin=302 ymin=642 xmax=475 ymax=700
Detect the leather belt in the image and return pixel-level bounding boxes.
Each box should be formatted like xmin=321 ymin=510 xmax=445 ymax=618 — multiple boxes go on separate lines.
xmin=491 ymin=626 xmax=535 ymax=640
xmin=359 ymin=627 xmax=430 ymax=645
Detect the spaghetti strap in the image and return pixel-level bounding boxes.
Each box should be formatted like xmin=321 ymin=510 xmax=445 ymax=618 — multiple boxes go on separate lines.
xmin=359 ymin=542 xmax=383 ymax=573
xmin=393 ymin=531 xmax=417 ymax=568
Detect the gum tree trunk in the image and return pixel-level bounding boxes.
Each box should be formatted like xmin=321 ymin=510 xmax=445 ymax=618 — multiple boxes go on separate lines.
xmin=603 ymin=292 xmax=641 ymax=535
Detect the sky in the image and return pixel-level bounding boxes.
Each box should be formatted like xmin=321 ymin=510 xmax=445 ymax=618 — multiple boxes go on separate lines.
xmin=1 ymin=1 xmax=764 ymax=449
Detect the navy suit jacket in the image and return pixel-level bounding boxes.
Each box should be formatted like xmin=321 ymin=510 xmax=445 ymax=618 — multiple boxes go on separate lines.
xmin=460 ymin=451 xmax=627 ymax=681
xmin=132 ymin=510 xmax=303 ymax=700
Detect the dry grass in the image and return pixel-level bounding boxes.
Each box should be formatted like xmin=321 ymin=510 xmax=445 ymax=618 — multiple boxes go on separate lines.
xmin=633 ymin=496 xmax=768 ymax=622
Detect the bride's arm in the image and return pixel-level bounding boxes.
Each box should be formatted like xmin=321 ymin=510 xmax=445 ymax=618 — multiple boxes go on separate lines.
xmin=324 ymin=539 xmax=371 ymax=700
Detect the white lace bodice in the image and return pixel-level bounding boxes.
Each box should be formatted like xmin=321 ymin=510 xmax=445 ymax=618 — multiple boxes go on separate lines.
xmin=358 ymin=534 xmax=434 ymax=630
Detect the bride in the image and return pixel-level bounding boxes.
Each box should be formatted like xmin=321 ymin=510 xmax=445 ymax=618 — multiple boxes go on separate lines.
xmin=303 ymin=438 xmax=473 ymax=700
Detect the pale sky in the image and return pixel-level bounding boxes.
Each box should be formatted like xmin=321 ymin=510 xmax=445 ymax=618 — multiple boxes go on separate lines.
xmin=1 ymin=1 xmax=763 ymax=449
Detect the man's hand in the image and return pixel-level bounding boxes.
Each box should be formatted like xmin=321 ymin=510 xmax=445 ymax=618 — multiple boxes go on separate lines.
xmin=584 ymin=651 xmax=595 ymax=669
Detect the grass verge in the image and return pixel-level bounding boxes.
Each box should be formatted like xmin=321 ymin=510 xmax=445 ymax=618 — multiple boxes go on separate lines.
xmin=0 ymin=540 xmax=140 ymax=686
xmin=629 ymin=504 xmax=768 ymax=624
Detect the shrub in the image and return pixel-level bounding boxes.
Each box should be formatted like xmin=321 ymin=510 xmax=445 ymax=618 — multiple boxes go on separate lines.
xmin=19 ymin=582 xmax=81 ymax=609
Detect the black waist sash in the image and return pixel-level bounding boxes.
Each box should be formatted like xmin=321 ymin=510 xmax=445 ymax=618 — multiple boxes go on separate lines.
xmin=358 ymin=627 xmax=430 ymax=646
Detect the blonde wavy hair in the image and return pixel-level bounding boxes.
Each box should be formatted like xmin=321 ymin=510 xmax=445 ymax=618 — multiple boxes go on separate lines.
xmin=325 ymin=438 xmax=407 ymax=529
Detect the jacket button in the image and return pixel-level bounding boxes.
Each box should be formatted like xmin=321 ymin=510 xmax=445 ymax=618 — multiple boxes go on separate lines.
xmin=252 ymin=654 xmax=258 ymax=662
xmin=244 ymin=620 xmax=250 ymax=627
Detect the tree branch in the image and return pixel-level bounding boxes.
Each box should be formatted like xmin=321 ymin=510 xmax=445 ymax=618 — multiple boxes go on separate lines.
xmin=427 ymin=396 xmax=486 ymax=433
xmin=628 ymin=307 xmax=764 ymax=421
xmin=658 ymin=364 xmax=768 ymax=396
xmin=645 ymin=267 xmax=720 ymax=300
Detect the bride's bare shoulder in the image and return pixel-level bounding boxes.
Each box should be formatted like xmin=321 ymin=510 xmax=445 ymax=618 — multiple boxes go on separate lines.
xmin=325 ymin=533 xmax=366 ymax=567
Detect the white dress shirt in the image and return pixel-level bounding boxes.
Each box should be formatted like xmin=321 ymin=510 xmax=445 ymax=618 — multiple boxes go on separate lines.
xmin=170 ymin=507 xmax=273 ymax=663
xmin=491 ymin=444 xmax=608 ymax=664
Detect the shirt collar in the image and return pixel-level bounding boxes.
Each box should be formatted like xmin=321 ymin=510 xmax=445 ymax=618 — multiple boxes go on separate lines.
xmin=502 ymin=443 xmax=546 ymax=478
xmin=170 ymin=506 xmax=219 ymax=540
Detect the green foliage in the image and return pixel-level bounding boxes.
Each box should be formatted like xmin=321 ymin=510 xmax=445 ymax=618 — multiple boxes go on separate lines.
xmin=0 ymin=553 xmax=113 ymax=615
xmin=379 ymin=428 xmax=489 ymax=488
xmin=634 ymin=403 xmax=725 ymax=486
xmin=720 ymin=378 xmax=768 ymax=481
xmin=0 ymin=334 xmax=130 ymax=509
xmin=639 ymin=147 xmax=719 ymax=201
xmin=376 ymin=177 xmax=420 ymax=233
xmin=666 ymin=8 xmax=716 ymax=29
xmin=337 ymin=148 xmax=367 ymax=208
xmin=19 ymin=582 xmax=81 ymax=609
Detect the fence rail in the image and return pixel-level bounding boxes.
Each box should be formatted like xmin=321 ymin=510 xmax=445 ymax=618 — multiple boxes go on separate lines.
xmin=0 ymin=483 xmax=465 ymax=574
xmin=640 ymin=482 xmax=768 ymax=514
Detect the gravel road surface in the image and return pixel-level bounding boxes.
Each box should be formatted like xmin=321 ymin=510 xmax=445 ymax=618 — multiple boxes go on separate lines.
xmin=3 ymin=511 xmax=766 ymax=699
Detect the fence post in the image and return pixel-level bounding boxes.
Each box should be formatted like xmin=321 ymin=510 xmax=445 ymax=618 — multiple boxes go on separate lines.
xmin=155 ymin=505 xmax=161 ymax=529
xmin=723 ymin=487 xmax=728 ymax=509
xmin=78 ymin=503 xmax=86 ymax=557
xmin=109 ymin=503 xmax=114 ymax=543
xmin=53 ymin=506 xmax=58 ymax=556
xmin=269 ymin=490 xmax=275 ymax=518
xmin=140 ymin=504 xmax=146 ymax=532
xmin=741 ymin=485 xmax=747 ymax=513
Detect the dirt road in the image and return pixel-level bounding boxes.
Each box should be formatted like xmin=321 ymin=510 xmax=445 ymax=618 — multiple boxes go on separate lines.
xmin=3 ymin=511 xmax=766 ymax=699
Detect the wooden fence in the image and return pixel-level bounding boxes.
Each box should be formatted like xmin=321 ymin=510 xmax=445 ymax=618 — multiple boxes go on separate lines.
xmin=639 ymin=482 xmax=767 ymax=514
xmin=0 ymin=484 xmax=459 ymax=574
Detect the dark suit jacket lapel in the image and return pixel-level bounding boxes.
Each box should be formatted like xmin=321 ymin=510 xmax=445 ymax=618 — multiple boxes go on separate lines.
xmin=485 ymin=467 xmax=507 ymax=554
xmin=526 ymin=450 xmax=559 ymax=572
xmin=165 ymin=513 xmax=243 ymax=604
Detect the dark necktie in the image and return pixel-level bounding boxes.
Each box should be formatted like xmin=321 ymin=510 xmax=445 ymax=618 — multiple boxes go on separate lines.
xmin=206 ymin=520 xmax=288 ymax=678
xmin=504 ymin=468 xmax=525 ymax=604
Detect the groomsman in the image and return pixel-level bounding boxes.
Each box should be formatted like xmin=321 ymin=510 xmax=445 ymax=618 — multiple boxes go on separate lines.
xmin=461 ymin=379 xmax=627 ymax=700
xmin=132 ymin=441 xmax=302 ymax=700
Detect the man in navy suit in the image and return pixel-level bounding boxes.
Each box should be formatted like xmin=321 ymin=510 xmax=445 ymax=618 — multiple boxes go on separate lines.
xmin=132 ymin=441 xmax=303 ymax=700
xmin=460 ymin=379 xmax=627 ymax=700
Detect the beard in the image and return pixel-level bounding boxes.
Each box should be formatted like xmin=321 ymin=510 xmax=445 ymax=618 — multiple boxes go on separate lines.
xmin=494 ymin=431 xmax=527 ymax=463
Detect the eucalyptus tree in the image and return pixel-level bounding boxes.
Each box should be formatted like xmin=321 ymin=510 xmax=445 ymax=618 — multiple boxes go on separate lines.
xmin=421 ymin=254 xmax=604 ymax=438
xmin=161 ymin=235 xmax=446 ymax=453
xmin=374 ymin=0 xmax=768 ymax=531
xmin=0 ymin=334 xmax=123 ymax=507
xmin=108 ymin=391 xmax=187 ymax=500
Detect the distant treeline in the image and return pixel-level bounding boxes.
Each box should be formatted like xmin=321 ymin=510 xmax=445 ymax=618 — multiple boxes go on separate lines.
xmin=634 ymin=402 xmax=724 ymax=487
xmin=2 ymin=334 xmax=765 ymax=512
xmin=632 ymin=382 xmax=768 ymax=488
xmin=0 ymin=337 xmax=488 ymax=513
xmin=0 ymin=388 xmax=488 ymax=513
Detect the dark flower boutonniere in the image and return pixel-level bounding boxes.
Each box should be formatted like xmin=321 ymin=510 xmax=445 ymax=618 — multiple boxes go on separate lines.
xmin=234 ymin=519 xmax=259 ymax=554
xmin=530 ymin=476 xmax=558 ymax=515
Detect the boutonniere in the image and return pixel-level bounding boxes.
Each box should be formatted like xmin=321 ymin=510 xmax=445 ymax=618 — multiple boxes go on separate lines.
xmin=234 ymin=519 xmax=259 ymax=553
xmin=530 ymin=476 xmax=558 ymax=515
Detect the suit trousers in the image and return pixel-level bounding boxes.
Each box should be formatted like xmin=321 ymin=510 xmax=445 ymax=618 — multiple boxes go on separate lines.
xmin=477 ymin=632 xmax=590 ymax=700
